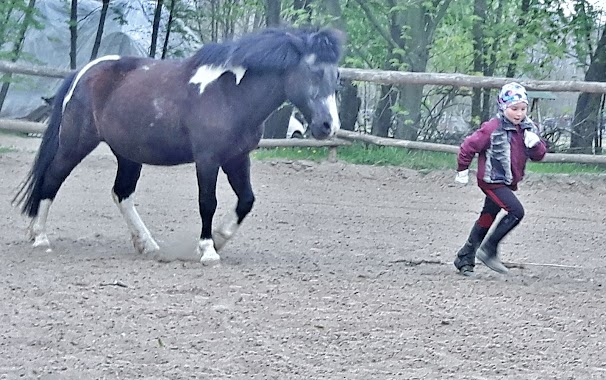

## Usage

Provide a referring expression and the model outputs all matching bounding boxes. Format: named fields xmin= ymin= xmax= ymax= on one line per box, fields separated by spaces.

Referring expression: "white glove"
xmin=524 ymin=130 xmax=541 ymax=148
xmin=455 ymin=169 xmax=469 ymax=184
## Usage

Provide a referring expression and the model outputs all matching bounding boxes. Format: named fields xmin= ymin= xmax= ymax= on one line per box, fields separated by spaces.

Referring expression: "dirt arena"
xmin=1 ymin=134 xmax=605 ymax=379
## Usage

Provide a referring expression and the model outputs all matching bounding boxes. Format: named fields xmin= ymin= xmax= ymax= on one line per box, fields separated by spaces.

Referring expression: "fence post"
xmin=328 ymin=146 xmax=338 ymax=162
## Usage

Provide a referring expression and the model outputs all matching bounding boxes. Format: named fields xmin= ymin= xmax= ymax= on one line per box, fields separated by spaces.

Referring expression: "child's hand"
xmin=455 ymin=169 xmax=469 ymax=184
xmin=524 ymin=130 xmax=541 ymax=148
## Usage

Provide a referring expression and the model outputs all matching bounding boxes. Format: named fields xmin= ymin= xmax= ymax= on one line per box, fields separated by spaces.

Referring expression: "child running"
xmin=454 ymin=82 xmax=547 ymax=275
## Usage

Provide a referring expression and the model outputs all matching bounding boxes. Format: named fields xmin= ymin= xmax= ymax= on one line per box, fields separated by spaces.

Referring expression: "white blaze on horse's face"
xmin=189 ymin=65 xmax=247 ymax=95
xmin=326 ymin=93 xmax=340 ymax=135
xmin=288 ymin=57 xmax=341 ymax=140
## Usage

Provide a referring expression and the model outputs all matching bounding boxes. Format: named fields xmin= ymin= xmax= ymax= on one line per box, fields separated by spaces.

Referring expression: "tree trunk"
xmin=395 ymin=84 xmax=423 ymax=140
xmin=266 ymin=0 xmax=281 ymax=27
xmin=0 ymin=0 xmax=37 ymax=111
xmin=149 ymin=0 xmax=163 ymax=58
xmin=161 ymin=0 xmax=176 ymax=59
xmin=506 ymin=0 xmax=531 ymax=78
xmin=372 ymin=86 xmax=395 ymax=137
xmin=471 ymin=0 xmax=486 ymax=129
xmin=69 ymin=0 xmax=77 ymax=69
xmin=339 ymin=80 xmax=361 ymax=131
xmin=393 ymin=3 xmax=428 ymax=141
xmin=261 ymin=0 xmax=287 ymax=137
xmin=90 ymin=0 xmax=110 ymax=60
xmin=481 ymin=1 xmax=503 ymax=123
xmin=317 ymin=0 xmax=360 ymax=131
xmin=571 ymin=27 xmax=606 ymax=153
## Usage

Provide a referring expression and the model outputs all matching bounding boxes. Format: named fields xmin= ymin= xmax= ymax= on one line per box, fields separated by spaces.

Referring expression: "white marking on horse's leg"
xmin=28 ymin=199 xmax=52 ymax=250
xmin=213 ymin=210 xmax=239 ymax=251
xmin=112 ymin=192 xmax=159 ymax=254
xmin=198 ymin=238 xmax=221 ymax=265
xmin=324 ymin=94 xmax=341 ymax=136
xmin=63 ymin=55 xmax=121 ymax=111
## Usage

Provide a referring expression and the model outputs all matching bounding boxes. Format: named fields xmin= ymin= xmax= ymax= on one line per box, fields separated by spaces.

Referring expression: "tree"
xmin=69 ymin=0 xmax=77 ymax=68
xmin=470 ymin=0 xmax=486 ymax=128
xmin=571 ymin=29 xmax=606 ymax=153
xmin=266 ymin=0 xmax=281 ymax=26
xmin=315 ymin=0 xmax=361 ymax=131
xmin=0 ymin=0 xmax=38 ymax=111
xmin=161 ymin=0 xmax=177 ymax=59
xmin=567 ymin=1 xmax=606 ymax=153
xmin=150 ymin=0 xmax=163 ymax=58
xmin=351 ymin=0 xmax=453 ymax=140
xmin=262 ymin=0 xmax=289 ymax=138
xmin=90 ymin=0 xmax=110 ymax=60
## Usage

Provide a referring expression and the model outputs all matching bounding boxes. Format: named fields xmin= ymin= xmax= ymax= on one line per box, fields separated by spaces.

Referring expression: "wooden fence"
xmin=2 ymin=60 xmax=606 ymax=165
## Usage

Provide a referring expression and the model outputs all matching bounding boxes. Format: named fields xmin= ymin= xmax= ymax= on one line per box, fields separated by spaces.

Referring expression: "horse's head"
xmin=285 ymin=28 xmax=344 ymax=140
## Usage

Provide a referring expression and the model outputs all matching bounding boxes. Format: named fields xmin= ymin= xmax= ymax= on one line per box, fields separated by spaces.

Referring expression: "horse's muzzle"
xmin=310 ymin=120 xmax=335 ymax=140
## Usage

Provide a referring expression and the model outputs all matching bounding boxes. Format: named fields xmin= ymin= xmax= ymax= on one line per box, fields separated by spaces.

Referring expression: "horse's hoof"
xmin=200 ymin=252 xmax=221 ymax=266
xmin=199 ymin=239 xmax=220 ymax=265
xmin=212 ymin=230 xmax=229 ymax=251
xmin=133 ymin=237 xmax=160 ymax=255
xmin=213 ymin=212 xmax=239 ymax=251
xmin=32 ymin=233 xmax=51 ymax=249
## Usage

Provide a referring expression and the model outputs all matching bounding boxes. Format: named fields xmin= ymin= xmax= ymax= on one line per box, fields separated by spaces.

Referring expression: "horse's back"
xmin=70 ymin=57 xmax=198 ymax=165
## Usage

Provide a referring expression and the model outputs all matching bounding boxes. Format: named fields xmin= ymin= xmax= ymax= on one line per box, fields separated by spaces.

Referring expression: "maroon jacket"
xmin=457 ymin=116 xmax=547 ymax=191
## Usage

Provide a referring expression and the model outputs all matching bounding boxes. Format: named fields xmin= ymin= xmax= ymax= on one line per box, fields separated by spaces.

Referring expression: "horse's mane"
xmin=190 ymin=27 xmax=344 ymax=72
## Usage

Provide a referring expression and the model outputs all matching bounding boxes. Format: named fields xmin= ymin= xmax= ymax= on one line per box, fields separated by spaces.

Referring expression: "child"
xmin=454 ymin=82 xmax=547 ymax=275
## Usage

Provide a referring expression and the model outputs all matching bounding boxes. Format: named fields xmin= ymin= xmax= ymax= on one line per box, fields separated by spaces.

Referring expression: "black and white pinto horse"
xmin=13 ymin=27 xmax=344 ymax=264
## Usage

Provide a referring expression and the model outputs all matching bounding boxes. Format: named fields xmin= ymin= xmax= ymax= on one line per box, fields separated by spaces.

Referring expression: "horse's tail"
xmin=12 ymin=71 xmax=79 ymax=217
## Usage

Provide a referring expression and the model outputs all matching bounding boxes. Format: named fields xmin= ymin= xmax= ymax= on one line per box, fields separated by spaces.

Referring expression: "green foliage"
xmin=526 ymin=161 xmax=606 ymax=174
xmin=253 ymin=146 xmax=330 ymax=162
xmin=0 ymin=1 xmax=44 ymax=61
xmin=0 ymin=146 xmax=16 ymax=154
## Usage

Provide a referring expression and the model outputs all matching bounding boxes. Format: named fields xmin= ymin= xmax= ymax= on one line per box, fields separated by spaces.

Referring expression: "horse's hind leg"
xmin=111 ymin=154 xmax=160 ymax=254
xmin=28 ymin=199 xmax=52 ymax=249
xmin=28 ymin=141 xmax=99 ymax=250
xmin=214 ymin=154 xmax=255 ymax=251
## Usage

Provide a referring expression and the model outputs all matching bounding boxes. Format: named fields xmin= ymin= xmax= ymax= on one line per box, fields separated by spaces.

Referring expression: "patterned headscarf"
xmin=497 ymin=82 xmax=528 ymax=111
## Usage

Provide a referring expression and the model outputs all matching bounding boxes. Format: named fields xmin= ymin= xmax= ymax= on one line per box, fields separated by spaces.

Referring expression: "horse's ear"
xmin=307 ymin=28 xmax=345 ymax=64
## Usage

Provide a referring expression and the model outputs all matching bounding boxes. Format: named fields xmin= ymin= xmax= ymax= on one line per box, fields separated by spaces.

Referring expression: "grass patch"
xmin=252 ymin=146 xmax=329 ymax=162
xmin=0 ymin=146 xmax=16 ymax=154
xmin=253 ymin=142 xmax=606 ymax=174
xmin=527 ymin=161 xmax=606 ymax=174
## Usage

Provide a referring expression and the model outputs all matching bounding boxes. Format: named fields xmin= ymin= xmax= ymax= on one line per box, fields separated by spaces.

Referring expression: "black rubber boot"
xmin=454 ymin=223 xmax=489 ymax=276
xmin=476 ymin=213 xmax=521 ymax=274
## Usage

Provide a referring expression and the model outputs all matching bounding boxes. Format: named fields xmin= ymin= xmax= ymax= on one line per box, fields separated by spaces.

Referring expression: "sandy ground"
xmin=1 ymin=134 xmax=606 ymax=380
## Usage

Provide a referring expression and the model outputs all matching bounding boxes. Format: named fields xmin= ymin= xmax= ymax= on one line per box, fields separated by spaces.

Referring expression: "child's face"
xmin=503 ymin=102 xmax=528 ymax=125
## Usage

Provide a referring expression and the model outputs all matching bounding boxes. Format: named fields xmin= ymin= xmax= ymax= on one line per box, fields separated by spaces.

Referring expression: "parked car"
xmin=286 ymin=111 xmax=306 ymax=138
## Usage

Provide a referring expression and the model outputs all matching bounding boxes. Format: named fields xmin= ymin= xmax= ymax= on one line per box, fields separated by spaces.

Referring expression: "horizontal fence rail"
xmin=336 ymin=130 xmax=606 ymax=165
xmin=1 ymin=60 xmax=605 ymax=165
xmin=339 ymin=68 xmax=606 ymax=93
xmin=0 ymin=60 xmax=70 ymax=78
xmin=3 ymin=60 xmax=606 ymax=93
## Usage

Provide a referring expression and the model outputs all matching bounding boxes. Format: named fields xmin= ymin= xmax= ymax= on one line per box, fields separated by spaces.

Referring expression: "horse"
xmin=13 ymin=26 xmax=344 ymax=265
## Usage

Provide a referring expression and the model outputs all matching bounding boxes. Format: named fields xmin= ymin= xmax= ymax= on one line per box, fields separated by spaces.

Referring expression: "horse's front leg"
xmin=213 ymin=154 xmax=255 ymax=251
xmin=195 ymin=162 xmax=221 ymax=265
xmin=112 ymin=156 xmax=159 ymax=255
